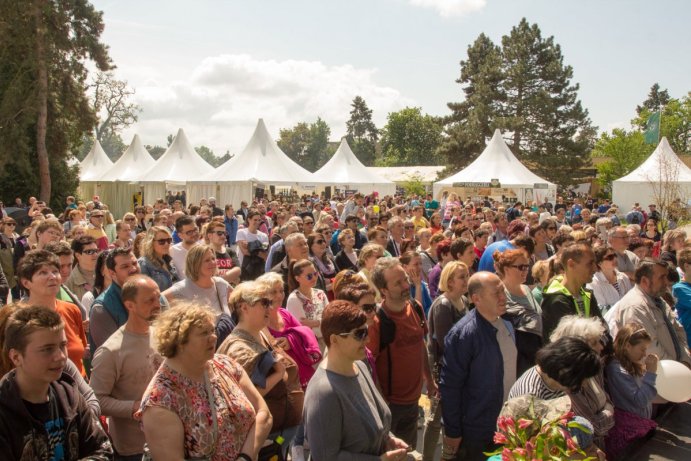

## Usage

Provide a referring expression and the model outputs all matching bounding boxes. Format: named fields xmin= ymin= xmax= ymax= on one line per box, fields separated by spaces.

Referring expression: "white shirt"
xmin=169 ymin=242 xmax=195 ymax=279
xmin=235 ymin=228 xmax=268 ymax=265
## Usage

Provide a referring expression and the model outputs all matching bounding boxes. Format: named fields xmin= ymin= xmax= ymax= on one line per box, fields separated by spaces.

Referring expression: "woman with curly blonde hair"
xmin=137 ymin=225 xmax=179 ymax=290
xmin=140 ymin=302 xmax=272 ymax=461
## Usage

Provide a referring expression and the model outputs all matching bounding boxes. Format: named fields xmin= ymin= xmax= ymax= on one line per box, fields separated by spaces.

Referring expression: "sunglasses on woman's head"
xmin=338 ymin=327 xmax=369 ymax=342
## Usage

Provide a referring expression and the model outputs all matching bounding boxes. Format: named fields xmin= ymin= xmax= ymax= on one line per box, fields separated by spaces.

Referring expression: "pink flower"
xmin=517 ymin=418 xmax=533 ymax=429
xmin=498 ymin=416 xmax=509 ymax=431
xmin=494 ymin=432 xmax=509 ymax=444
xmin=501 ymin=447 xmax=514 ymax=461
xmin=504 ymin=416 xmax=515 ymax=427
xmin=566 ymin=436 xmax=579 ymax=452
xmin=514 ymin=448 xmax=527 ymax=456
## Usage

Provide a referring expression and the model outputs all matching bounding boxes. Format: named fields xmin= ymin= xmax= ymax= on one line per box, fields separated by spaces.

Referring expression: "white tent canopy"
xmin=97 ymin=134 xmax=156 ymax=217
xmin=137 ymin=128 xmax=215 ymax=205
xmin=201 ymin=119 xmax=318 ymax=206
xmin=612 ymin=137 xmax=691 ymax=208
xmin=78 ymin=139 xmax=113 ymax=201
xmin=99 ymin=134 xmax=155 ymax=182
xmin=79 ymin=139 xmax=113 ymax=182
xmin=434 ymin=129 xmax=556 ymax=202
xmin=313 ymin=139 xmax=396 ymax=196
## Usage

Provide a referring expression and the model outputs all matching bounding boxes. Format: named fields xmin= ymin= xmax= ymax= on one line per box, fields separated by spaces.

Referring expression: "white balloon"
xmin=655 ymin=360 xmax=691 ymax=403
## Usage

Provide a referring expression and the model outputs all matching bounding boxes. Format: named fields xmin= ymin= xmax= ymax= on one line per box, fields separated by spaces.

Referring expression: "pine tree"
xmin=636 ymin=83 xmax=671 ymax=115
xmin=499 ymin=19 xmax=596 ymax=188
xmin=437 ymin=33 xmax=504 ymax=175
xmin=346 ymin=96 xmax=379 ymax=166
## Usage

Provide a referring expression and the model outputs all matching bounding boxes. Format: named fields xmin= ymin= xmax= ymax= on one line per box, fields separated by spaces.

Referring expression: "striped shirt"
xmin=508 ymin=366 xmax=565 ymax=401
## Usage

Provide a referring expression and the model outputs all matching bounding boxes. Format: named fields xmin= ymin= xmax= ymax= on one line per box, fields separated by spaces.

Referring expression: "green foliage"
xmin=90 ymin=71 xmax=140 ymax=151
xmin=636 ymin=83 xmax=671 ymax=115
xmin=380 ymin=107 xmax=443 ymax=166
xmin=145 ymin=145 xmax=167 ymax=160
xmin=439 ymin=19 xmax=596 ymax=188
xmin=592 ymin=129 xmax=651 ymax=188
xmin=401 ymin=174 xmax=426 ymax=197
xmin=0 ymin=0 xmax=111 ymax=202
xmin=277 ymin=117 xmax=333 ymax=172
xmin=438 ymin=33 xmax=504 ymax=175
xmin=346 ymin=96 xmax=379 ymax=166
xmin=633 ymin=93 xmax=690 ymax=155
xmin=195 ymin=145 xmax=232 ymax=168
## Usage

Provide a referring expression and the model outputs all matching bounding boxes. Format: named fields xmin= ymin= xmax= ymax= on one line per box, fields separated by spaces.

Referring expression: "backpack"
xmin=376 ymin=300 xmax=426 ymax=399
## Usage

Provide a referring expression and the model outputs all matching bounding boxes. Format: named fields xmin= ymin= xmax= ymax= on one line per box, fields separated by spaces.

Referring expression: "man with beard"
xmin=90 ymin=275 xmax=162 ymax=461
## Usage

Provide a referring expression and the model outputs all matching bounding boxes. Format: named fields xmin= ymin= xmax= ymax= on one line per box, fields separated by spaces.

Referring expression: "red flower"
xmin=494 ymin=432 xmax=509 ymax=444
xmin=517 ymin=418 xmax=533 ymax=429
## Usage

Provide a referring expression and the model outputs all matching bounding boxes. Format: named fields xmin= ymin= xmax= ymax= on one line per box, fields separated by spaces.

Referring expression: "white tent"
xmin=137 ymin=128 xmax=215 ymax=205
xmin=313 ymin=139 xmax=396 ymax=196
xmin=98 ymin=134 xmax=156 ymax=217
xmin=433 ymin=129 xmax=556 ymax=203
xmin=612 ymin=137 xmax=691 ymax=209
xmin=201 ymin=119 xmax=318 ymax=207
xmin=78 ymin=139 xmax=113 ymax=201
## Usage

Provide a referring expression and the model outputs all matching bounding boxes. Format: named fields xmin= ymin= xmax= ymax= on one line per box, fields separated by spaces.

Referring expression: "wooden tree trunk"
xmin=35 ymin=1 xmax=51 ymax=202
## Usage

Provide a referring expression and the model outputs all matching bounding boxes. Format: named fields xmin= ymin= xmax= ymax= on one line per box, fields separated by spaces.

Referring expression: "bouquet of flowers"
xmin=486 ymin=397 xmax=595 ymax=461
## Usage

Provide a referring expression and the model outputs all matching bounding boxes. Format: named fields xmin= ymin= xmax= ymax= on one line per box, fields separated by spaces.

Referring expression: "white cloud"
xmin=409 ymin=0 xmax=487 ymax=18
xmin=124 ymin=54 xmax=413 ymax=156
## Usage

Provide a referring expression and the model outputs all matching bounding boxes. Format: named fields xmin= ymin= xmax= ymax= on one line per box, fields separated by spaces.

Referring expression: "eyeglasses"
xmin=338 ymin=327 xmax=369 ymax=342
xmin=154 ymin=238 xmax=173 ymax=245
xmin=125 ymin=217 xmax=136 ymax=222
xmin=360 ymin=303 xmax=377 ymax=314
xmin=510 ymin=264 xmax=530 ymax=271
xmin=82 ymin=249 xmax=99 ymax=255
xmin=212 ymin=231 xmax=227 ymax=237
xmin=547 ymin=226 xmax=557 ymax=230
xmin=91 ymin=215 xmax=104 ymax=219
xmin=603 ymin=254 xmax=617 ymax=261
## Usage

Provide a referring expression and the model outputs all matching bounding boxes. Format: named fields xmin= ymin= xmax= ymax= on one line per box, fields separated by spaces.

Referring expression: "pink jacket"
xmin=269 ymin=309 xmax=322 ymax=388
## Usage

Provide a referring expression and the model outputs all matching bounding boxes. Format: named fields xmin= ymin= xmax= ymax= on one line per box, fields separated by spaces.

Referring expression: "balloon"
xmin=655 ymin=359 xmax=691 ymax=403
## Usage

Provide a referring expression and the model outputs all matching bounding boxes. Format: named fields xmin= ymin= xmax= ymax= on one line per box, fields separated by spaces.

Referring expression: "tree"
xmin=634 ymin=93 xmax=691 ymax=156
xmin=88 ymin=71 xmax=140 ymax=159
xmin=195 ymin=145 xmax=232 ymax=168
xmin=499 ymin=19 xmax=596 ymax=188
xmin=636 ymin=83 xmax=671 ymax=115
xmin=145 ymin=144 xmax=167 ymax=160
xmin=345 ymin=96 xmax=379 ymax=166
xmin=591 ymin=129 xmax=651 ymax=189
xmin=437 ymin=33 xmax=504 ymax=174
xmin=379 ymin=107 xmax=443 ymax=166
xmin=0 ymin=0 xmax=111 ymax=207
xmin=277 ymin=118 xmax=333 ymax=172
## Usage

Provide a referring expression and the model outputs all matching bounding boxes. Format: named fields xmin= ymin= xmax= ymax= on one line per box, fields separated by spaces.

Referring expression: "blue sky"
xmin=92 ymin=0 xmax=691 ymax=156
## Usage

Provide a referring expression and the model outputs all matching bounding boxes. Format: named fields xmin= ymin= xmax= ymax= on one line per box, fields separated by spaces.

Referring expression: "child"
xmin=604 ymin=322 xmax=658 ymax=459
xmin=0 ymin=306 xmax=112 ymax=460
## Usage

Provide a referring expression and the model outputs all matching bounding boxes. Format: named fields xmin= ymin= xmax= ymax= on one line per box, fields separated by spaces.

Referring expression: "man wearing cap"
xmin=86 ymin=209 xmax=109 ymax=251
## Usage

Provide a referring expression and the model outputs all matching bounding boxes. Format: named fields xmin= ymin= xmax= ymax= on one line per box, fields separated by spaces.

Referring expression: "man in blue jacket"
xmin=440 ymin=272 xmax=517 ymax=461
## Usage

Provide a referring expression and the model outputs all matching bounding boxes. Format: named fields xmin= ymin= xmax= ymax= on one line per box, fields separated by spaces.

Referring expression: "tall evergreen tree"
xmin=345 ymin=96 xmax=379 ymax=166
xmin=0 ymin=0 xmax=111 ymax=206
xmin=499 ymin=19 xmax=596 ymax=188
xmin=437 ymin=33 xmax=504 ymax=175
xmin=636 ymin=83 xmax=671 ymax=115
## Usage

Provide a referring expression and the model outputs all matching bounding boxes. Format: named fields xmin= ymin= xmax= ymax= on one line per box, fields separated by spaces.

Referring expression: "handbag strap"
xmin=204 ymin=369 xmax=219 ymax=458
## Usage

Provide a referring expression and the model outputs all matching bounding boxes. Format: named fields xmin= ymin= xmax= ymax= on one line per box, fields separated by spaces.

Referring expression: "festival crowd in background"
xmin=0 ymin=189 xmax=689 ymax=461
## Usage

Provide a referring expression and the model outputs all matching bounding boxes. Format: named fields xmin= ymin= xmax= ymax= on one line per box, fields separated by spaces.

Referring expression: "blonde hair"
xmin=142 ymin=226 xmax=172 ymax=266
xmin=358 ymin=243 xmax=384 ymax=267
xmin=228 ymin=281 xmax=270 ymax=320
xmin=438 ymin=261 xmax=468 ymax=293
xmin=185 ymin=244 xmax=215 ymax=282
xmin=153 ymin=302 xmax=215 ymax=358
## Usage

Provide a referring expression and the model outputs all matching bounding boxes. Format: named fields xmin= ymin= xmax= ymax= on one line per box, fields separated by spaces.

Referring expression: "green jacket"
xmin=541 ymin=276 xmax=603 ymax=340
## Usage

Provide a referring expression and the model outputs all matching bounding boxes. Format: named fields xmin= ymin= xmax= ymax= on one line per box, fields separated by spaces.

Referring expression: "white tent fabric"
xmin=201 ymin=119 xmax=318 ymax=206
xmin=78 ymin=140 xmax=113 ymax=201
xmin=97 ymin=134 xmax=156 ymax=217
xmin=434 ymin=129 xmax=556 ymax=202
xmin=136 ymin=128 xmax=215 ymax=205
xmin=313 ymin=139 xmax=396 ymax=196
xmin=612 ymin=137 xmax=691 ymax=208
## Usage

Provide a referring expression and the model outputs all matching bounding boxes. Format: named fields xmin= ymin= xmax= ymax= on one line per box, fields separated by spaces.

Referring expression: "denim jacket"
xmin=138 ymin=255 xmax=179 ymax=291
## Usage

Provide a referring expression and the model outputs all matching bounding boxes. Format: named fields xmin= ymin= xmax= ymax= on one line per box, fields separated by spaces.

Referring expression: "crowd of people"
xmin=0 ymin=189 xmax=689 ymax=461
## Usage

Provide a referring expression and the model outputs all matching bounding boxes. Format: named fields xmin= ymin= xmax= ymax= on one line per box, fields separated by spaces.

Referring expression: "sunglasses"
xmin=82 ymin=249 xmax=100 ymax=255
xmin=360 ymin=303 xmax=377 ymax=314
xmin=404 ymin=225 xmax=414 ymax=229
xmin=314 ymin=239 xmax=326 ymax=245
xmin=603 ymin=254 xmax=617 ymax=261
xmin=338 ymin=327 xmax=369 ymax=342
xmin=125 ymin=217 xmax=136 ymax=222
xmin=510 ymin=264 xmax=530 ymax=271
xmin=303 ymin=272 xmax=318 ymax=281
xmin=91 ymin=215 xmax=104 ymax=219
xmin=212 ymin=231 xmax=227 ymax=237
xmin=547 ymin=226 xmax=557 ymax=230
xmin=5 ymin=223 xmax=16 ymax=227
xmin=155 ymin=238 xmax=173 ymax=245
xmin=257 ymin=298 xmax=272 ymax=309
